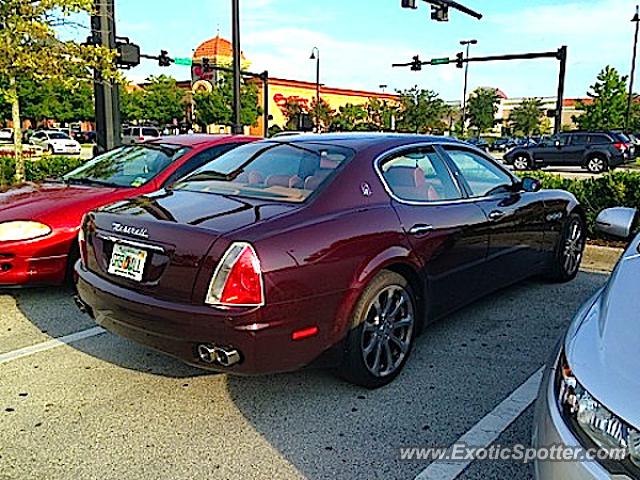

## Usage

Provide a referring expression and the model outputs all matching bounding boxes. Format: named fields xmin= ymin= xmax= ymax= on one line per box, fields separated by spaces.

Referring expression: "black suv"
xmin=503 ymin=131 xmax=635 ymax=173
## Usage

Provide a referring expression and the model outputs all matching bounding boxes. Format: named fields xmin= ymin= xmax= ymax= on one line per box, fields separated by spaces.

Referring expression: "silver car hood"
xmin=565 ymin=234 xmax=640 ymax=429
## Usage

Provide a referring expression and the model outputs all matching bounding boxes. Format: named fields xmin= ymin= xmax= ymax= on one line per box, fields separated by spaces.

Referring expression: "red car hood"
xmin=0 ymin=182 xmax=133 ymax=225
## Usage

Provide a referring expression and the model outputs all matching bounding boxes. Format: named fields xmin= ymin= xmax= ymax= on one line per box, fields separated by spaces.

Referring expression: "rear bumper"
xmin=75 ymin=266 xmax=347 ymax=375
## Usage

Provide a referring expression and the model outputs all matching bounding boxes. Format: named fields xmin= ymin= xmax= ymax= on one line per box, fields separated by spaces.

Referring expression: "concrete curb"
xmin=582 ymin=243 xmax=623 ymax=273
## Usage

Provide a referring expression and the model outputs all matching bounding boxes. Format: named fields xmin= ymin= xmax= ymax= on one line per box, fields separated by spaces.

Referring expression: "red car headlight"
xmin=205 ymin=242 xmax=264 ymax=308
xmin=0 ymin=221 xmax=52 ymax=242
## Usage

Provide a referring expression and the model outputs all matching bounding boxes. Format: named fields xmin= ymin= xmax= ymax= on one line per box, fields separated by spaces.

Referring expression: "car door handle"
xmin=488 ymin=210 xmax=506 ymax=222
xmin=409 ymin=224 xmax=434 ymax=235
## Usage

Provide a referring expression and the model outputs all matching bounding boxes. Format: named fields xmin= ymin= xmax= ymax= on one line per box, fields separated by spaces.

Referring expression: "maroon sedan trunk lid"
xmin=85 ymin=189 xmax=295 ymax=303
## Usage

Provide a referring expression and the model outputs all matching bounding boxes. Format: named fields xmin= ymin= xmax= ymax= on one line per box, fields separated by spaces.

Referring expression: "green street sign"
xmin=430 ymin=57 xmax=450 ymax=65
xmin=174 ymin=57 xmax=193 ymax=66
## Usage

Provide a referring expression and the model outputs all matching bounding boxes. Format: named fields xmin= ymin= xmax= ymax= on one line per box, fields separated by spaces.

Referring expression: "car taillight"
xmin=205 ymin=242 xmax=264 ymax=307
xmin=614 ymin=142 xmax=628 ymax=152
xmin=78 ymin=225 xmax=88 ymax=268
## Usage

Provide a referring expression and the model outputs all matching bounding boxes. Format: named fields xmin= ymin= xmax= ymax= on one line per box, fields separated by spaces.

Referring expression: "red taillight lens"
xmin=205 ymin=242 xmax=264 ymax=307
xmin=78 ymin=219 xmax=88 ymax=268
xmin=614 ymin=142 xmax=628 ymax=152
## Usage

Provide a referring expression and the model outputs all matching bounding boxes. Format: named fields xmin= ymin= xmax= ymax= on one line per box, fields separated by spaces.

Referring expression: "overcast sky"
xmin=62 ymin=0 xmax=638 ymax=101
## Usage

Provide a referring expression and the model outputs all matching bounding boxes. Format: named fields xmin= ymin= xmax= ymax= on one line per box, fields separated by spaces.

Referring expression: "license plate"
xmin=108 ymin=243 xmax=147 ymax=282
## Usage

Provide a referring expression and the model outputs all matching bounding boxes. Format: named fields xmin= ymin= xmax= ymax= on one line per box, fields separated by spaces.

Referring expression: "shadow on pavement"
xmin=12 ymin=285 xmax=204 ymax=379
xmin=224 ymin=273 xmax=608 ymax=480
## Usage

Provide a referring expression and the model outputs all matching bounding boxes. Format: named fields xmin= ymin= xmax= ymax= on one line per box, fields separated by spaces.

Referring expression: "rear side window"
xmin=142 ymin=128 xmax=159 ymax=137
xmin=380 ymin=148 xmax=461 ymax=202
xmin=571 ymin=134 xmax=589 ymax=145
xmin=589 ymin=134 xmax=610 ymax=145
xmin=174 ymin=142 xmax=355 ymax=203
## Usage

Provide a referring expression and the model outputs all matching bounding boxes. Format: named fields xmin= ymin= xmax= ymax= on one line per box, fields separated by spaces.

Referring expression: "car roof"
xmin=144 ymin=134 xmax=260 ymax=148
xmin=268 ymin=132 xmax=463 ymax=151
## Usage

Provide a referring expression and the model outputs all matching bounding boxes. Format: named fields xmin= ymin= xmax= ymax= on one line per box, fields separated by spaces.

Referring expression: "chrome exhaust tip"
xmin=196 ymin=344 xmax=241 ymax=367
xmin=213 ymin=347 xmax=241 ymax=367
xmin=197 ymin=344 xmax=217 ymax=364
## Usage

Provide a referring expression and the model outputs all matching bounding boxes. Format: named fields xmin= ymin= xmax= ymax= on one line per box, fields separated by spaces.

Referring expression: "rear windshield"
xmin=173 ymin=141 xmax=355 ymax=203
xmin=64 ymin=144 xmax=190 ymax=188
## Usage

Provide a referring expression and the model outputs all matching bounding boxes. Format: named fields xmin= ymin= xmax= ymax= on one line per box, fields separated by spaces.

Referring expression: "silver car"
xmin=122 ymin=126 xmax=160 ymax=144
xmin=533 ymin=207 xmax=640 ymax=479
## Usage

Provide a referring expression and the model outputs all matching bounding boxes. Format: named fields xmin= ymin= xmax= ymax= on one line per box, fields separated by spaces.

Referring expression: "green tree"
xmin=509 ymin=98 xmax=544 ymax=136
xmin=120 ymin=88 xmax=148 ymax=124
xmin=309 ymin=98 xmax=335 ymax=132
xmin=192 ymin=74 xmax=261 ymax=130
xmin=331 ymin=103 xmax=368 ymax=131
xmin=396 ymin=87 xmax=447 ymax=133
xmin=0 ymin=0 xmax=117 ymax=182
xmin=467 ymin=88 xmax=500 ymax=134
xmin=574 ymin=66 xmax=628 ymax=131
xmin=142 ymin=76 xmax=187 ymax=126
xmin=366 ymin=97 xmax=397 ymax=131
xmin=282 ymin=97 xmax=309 ymax=131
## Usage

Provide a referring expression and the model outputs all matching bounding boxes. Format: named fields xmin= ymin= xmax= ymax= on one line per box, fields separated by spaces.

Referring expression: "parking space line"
xmin=414 ymin=367 xmax=544 ymax=480
xmin=0 ymin=327 xmax=106 ymax=365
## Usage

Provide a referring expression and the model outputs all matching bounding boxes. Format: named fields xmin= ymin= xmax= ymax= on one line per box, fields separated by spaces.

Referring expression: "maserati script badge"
xmin=112 ymin=222 xmax=149 ymax=239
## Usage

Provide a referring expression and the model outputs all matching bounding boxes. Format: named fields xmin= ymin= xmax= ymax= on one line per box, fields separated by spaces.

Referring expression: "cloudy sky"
xmin=64 ymin=0 xmax=638 ymax=101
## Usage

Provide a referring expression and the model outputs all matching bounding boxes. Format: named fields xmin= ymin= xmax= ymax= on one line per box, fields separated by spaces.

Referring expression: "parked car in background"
xmin=75 ymin=133 xmax=586 ymax=388
xmin=73 ymin=130 xmax=97 ymax=144
xmin=0 ymin=128 xmax=13 ymax=142
xmin=29 ymin=130 xmax=82 ymax=155
xmin=466 ymin=136 xmax=489 ymax=152
xmin=504 ymin=131 xmax=634 ymax=173
xmin=489 ymin=137 xmax=516 ymax=153
xmin=533 ymin=206 xmax=639 ymax=479
xmin=122 ymin=126 xmax=161 ymax=144
xmin=0 ymin=135 xmax=257 ymax=287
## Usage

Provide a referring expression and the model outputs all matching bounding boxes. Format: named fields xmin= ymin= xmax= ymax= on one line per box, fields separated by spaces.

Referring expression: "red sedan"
xmin=0 ymin=135 xmax=257 ymax=286
xmin=76 ymin=134 xmax=586 ymax=387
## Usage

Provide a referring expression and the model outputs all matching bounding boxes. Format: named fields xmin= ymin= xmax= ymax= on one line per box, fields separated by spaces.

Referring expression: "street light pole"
xmin=310 ymin=47 xmax=320 ymax=132
xmin=627 ymin=5 xmax=640 ymax=132
xmin=231 ymin=0 xmax=243 ymax=134
xmin=460 ymin=39 xmax=477 ymax=137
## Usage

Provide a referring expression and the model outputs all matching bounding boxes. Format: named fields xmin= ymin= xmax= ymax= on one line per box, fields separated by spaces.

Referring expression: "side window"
xmin=122 ymin=127 xmax=131 ymax=136
xmin=380 ymin=147 xmax=461 ymax=202
xmin=164 ymin=143 xmax=241 ymax=186
xmin=557 ymin=135 xmax=571 ymax=146
xmin=444 ymin=148 xmax=514 ymax=198
xmin=142 ymin=128 xmax=159 ymax=137
xmin=571 ymin=134 xmax=589 ymax=146
xmin=589 ymin=134 xmax=609 ymax=145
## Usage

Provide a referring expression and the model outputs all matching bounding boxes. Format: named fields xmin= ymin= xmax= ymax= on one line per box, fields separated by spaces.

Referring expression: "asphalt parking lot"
xmin=0 ymin=271 xmax=607 ymax=480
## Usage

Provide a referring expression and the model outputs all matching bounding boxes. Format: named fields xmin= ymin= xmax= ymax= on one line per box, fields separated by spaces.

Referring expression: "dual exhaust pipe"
xmin=197 ymin=344 xmax=241 ymax=367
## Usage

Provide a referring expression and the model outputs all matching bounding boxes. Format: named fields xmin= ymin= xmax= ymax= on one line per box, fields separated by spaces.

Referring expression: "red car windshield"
xmin=173 ymin=141 xmax=354 ymax=203
xmin=63 ymin=144 xmax=190 ymax=188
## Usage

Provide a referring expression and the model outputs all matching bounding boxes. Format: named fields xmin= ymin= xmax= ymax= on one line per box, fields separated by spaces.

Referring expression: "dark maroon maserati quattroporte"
xmin=75 ymin=134 xmax=586 ymax=388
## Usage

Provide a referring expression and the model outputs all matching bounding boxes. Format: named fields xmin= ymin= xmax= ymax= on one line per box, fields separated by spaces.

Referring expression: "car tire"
xmin=512 ymin=154 xmax=532 ymax=171
xmin=585 ymin=155 xmax=608 ymax=174
xmin=547 ymin=213 xmax=586 ymax=283
xmin=338 ymin=270 xmax=417 ymax=389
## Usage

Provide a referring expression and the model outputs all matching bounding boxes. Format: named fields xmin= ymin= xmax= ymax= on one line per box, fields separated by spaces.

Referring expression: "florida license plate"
xmin=108 ymin=243 xmax=147 ymax=282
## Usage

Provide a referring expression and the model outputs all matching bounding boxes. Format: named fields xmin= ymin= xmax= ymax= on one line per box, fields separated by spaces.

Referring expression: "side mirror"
xmin=521 ymin=177 xmax=542 ymax=193
xmin=596 ymin=207 xmax=638 ymax=240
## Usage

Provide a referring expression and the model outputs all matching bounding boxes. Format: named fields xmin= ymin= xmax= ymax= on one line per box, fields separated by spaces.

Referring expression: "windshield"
xmin=173 ymin=141 xmax=355 ymax=203
xmin=63 ymin=144 xmax=190 ymax=188
xmin=49 ymin=132 xmax=70 ymax=140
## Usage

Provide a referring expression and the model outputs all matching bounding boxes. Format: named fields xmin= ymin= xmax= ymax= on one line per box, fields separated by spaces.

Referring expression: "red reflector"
xmin=292 ymin=326 xmax=319 ymax=341
xmin=219 ymin=245 xmax=264 ymax=306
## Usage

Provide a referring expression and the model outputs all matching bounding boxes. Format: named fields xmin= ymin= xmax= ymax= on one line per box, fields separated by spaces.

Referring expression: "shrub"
xmin=0 ymin=156 xmax=86 ymax=187
xmin=522 ymin=170 xmax=640 ymax=238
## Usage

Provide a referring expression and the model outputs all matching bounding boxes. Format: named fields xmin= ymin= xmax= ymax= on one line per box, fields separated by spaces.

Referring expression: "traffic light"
xmin=401 ymin=0 xmax=417 ymax=8
xmin=158 ymin=50 xmax=172 ymax=67
xmin=410 ymin=55 xmax=422 ymax=71
xmin=456 ymin=51 xmax=464 ymax=68
xmin=431 ymin=4 xmax=449 ymax=21
xmin=115 ymin=41 xmax=140 ymax=68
